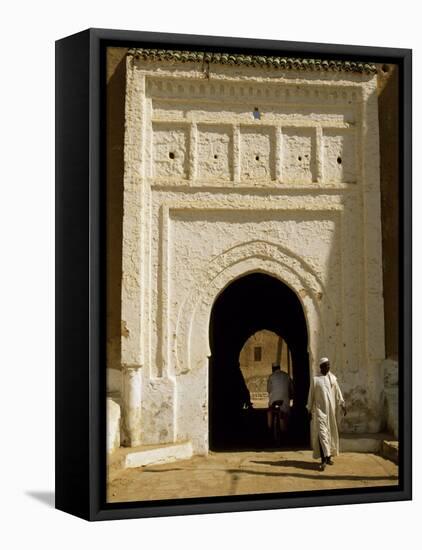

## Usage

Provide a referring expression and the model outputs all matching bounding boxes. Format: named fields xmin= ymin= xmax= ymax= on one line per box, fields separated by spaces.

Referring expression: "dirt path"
xmin=107 ymin=450 xmax=398 ymax=503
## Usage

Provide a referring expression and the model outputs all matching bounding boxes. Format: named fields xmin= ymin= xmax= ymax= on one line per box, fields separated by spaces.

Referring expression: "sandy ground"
xmin=107 ymin=450 xmax=398 ymax=503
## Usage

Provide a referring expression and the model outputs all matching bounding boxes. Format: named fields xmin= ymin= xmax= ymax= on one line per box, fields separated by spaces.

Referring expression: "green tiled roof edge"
xmin=128 ymin=48 xmax=377 ymax=74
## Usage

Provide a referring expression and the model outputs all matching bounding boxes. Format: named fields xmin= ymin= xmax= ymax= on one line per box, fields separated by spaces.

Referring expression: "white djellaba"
xmin=306 ymin=358 xmax=346 ymax=460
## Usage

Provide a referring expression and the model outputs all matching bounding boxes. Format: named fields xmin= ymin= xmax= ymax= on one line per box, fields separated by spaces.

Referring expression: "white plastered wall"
xmin=115 ymin=55 xmax=385 ymax=453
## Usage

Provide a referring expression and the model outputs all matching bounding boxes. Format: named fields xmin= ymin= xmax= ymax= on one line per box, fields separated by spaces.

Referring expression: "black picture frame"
xmin=55 ymin=28 xmax=412 ymax=521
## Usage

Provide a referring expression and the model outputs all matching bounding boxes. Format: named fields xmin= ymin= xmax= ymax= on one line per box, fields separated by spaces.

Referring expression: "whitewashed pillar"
xmin=120 ymin=60 xmax=146 ymax=447
xmin=121 ymin=366 xmax=142 ymax=447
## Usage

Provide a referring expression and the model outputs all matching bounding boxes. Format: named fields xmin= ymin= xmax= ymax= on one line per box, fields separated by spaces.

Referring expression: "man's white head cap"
xmin=319 ymin=357 xmax=329 ymax=366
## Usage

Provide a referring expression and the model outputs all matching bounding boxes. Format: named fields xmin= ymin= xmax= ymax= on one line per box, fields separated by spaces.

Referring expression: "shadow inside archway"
xmin=209 ymin=273 xmax=310 ymax=451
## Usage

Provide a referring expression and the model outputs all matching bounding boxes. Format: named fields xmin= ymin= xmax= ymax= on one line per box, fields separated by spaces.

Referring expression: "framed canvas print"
xmin=55 ymin=28 xmax=412 ymax=521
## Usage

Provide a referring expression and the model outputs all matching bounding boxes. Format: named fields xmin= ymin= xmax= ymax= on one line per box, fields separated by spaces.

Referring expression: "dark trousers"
xmin=319 ymin=438 xmax=330 ymax=463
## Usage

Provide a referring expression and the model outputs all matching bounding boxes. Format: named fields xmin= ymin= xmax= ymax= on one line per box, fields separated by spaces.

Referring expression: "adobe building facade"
xmin=239 ymin=331 xmax=292 ymax=408
xmin=106 ymin=48 xmax=398 ymax=456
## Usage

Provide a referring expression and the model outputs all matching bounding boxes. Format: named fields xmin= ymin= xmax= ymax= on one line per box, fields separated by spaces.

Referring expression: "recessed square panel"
xmin=240 ymin=128 xmax=274 ymax=181
xmin=153 ymin=123 xmax=188 ymax=179
xmin=323 ymin=129 xmax=356 ymax=183
xmin=282 ymin=127 xmax=316 ymax=183
xmin=198 ymin=125 xmax=232 ymax=181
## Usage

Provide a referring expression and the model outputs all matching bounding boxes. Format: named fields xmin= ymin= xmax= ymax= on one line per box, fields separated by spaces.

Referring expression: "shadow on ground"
xmin=225 ymin=467 xmax=398 ymax=482
xmin=251 ymin=459 xmax=317 ymax=470
xmin=141 ymin=464 xmax=398 ymax=483
xmin=25 ymin=491 xmax=55 ymax=508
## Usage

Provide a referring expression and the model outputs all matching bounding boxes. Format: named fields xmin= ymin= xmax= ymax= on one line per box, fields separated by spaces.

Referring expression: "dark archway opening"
xmin=209 ymin=273 xmax=310 ymax=451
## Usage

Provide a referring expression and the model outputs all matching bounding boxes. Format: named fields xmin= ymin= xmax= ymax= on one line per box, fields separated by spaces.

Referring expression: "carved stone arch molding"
xmin=174 ymin=240 xmax=339 ymax=377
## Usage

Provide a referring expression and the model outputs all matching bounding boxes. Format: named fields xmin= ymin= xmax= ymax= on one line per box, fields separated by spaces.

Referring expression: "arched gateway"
xmin=107 ymin=49 xmax=387 ymax=456
xmin=209 ymin=273 xmax=310 ymax=450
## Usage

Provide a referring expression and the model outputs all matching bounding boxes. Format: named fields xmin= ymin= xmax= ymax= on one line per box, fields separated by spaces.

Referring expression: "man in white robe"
xmin=306 ymin=357 xmax=346 ymax=470
xmin=267 ymin=363 xmax=294 ymax=431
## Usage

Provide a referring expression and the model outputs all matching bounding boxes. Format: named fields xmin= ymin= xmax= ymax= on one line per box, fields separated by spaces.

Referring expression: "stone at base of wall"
xmin=340 ymin=432 xmax=390 ymax=453
xmin=384 ymin=387 xmax=398 ymax=438
xmin=122 ymin=441 xmax=193 ymax=468
xmin=381 ymin=440 xmax=399 ymax=464
xmin=141 ymin=377 xmax=177 ymax=445
xmin=107 ymin=397 xmax=121 ymax=454
xmin=383 ymin=358 xmax=399 ymax=439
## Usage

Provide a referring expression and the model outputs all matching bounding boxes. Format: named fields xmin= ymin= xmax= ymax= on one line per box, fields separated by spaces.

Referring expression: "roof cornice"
xmin=128 ymin=48 xmax=377 ymax=74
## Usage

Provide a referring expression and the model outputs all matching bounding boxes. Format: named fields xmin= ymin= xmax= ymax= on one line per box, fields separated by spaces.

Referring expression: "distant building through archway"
xmin=208 ymin=273 xmax=309 ymax=450
xmin=239 ymin=329 xmax=292 ymax=409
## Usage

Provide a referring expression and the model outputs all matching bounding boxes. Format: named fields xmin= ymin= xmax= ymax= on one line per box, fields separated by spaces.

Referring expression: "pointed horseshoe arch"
xmin=174 ymin=240 xmax=338 ymax=378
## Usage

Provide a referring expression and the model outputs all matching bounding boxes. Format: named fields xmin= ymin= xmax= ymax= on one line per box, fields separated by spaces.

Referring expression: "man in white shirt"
xmin=307 ymin=357 xmax=347 ymax=470
xmin=267 ymin=363 xmax=294 ymax=432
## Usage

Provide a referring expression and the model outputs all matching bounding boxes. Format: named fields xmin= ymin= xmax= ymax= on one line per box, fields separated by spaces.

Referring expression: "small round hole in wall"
xmin=255 ymin=155 xmax=260 ymax=161
xmin=214 ymin=154 xmax=218 ymax=159
xmin=298 ymin=156 xmax=302 ymax=161
xmin=337 ymin=156 xmax=342 ymax=165
xmin=169 ymin=152 xmax=175 ymax=159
